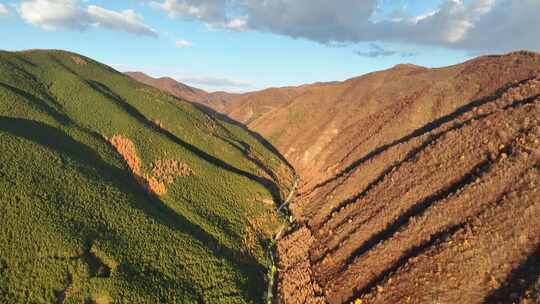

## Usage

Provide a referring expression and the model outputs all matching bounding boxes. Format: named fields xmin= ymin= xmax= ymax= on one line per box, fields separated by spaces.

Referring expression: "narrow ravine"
xmin=266 ymin=175 xmax=299 ymax=303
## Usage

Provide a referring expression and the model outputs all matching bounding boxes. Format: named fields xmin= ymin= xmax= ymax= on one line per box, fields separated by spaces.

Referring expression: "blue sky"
xmin=1 ymin=0 xmax=538 ymax=92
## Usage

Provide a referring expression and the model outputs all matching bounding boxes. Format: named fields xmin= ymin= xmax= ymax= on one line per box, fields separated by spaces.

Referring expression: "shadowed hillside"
xmin=0 ymin=49 xmax=294 ymax=303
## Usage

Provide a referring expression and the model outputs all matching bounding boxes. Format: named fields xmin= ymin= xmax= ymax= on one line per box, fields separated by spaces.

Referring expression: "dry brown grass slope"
xmin=222 ymin=52 xmax=540 ymax=191
xmin=271 ymin=51 xmax=540 ymax=304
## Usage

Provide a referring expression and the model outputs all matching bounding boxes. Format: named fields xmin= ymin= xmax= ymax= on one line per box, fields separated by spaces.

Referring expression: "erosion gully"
xmin=265 ymin=175 xmax=299 ymax=304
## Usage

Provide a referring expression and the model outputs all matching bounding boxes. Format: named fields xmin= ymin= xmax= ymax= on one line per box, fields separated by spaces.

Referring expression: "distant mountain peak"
xmin=125 ymin=71 xmax=239 ymax=111
xmin=392 ymin=63 xmax=426 ymax=70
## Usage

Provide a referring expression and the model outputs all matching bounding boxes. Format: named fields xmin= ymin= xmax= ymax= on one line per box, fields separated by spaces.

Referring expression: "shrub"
xmin=151 ymin=159 xmax=192 ymax=184
xmin=138 ymin=174 xmax=167 ymax=196
xmin=71 ymin=56 xmax=87 ymax=66
xmin=89 ymin=244 xmax=118 ymax=277
xmin=108 ymin=135 xmax=141 ymax=174
xmin=109 ymin=134 xmax=167 ymax=196
xmin=87 ymin=292 xmax=111 ymax=304
xmin=109 ymin=135 xmax=194 ymax=196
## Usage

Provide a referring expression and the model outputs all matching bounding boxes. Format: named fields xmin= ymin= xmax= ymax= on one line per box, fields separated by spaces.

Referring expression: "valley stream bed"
xmin=265 ymin=176 xmax=299 ymax=304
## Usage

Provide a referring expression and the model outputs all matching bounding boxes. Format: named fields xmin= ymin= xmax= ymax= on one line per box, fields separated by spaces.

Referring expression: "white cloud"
xmin=18 ymin=0 xmax=87 ymax=30
xmin=157 ymin=0 xmax=227 ymax=22
xmin=221 ymin=17 xmax=247 ymax=31
xmin=111 ymin=63 xmax=252 ymax=92
xmin=178 ymin=75 xmax=251 ymax=90
xmin=0 ymin=4 xmax=10 ymax=16
xmin=17 ymin=0 xmax=157 ymax=36
xmin=87 ymin=5 xmax=157 ymax=36
xmin=148 ymin=0 xmax=540 ymax=52
xmin=452 ymin=0 xmax=540 ymax=52
xmin=243 ymin=0 xmax=377 ymax=41
xmin=355 ymin=43 xmax=419 ymax=58
xmin=175 ymin=39 xmax=193 ymax=47
xmin=413 ymin=10 xmax=438 ymax=23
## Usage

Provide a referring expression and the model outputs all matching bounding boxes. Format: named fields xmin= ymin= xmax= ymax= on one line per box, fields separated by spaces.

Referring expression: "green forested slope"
xmin=0 ymin=49 xmax=294 ymax=303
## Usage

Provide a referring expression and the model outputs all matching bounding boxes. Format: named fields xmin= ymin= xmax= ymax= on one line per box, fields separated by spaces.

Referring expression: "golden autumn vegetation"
xmin=108 ymin=135 xmax=193 ymax=196
xmin=151 ymin=159 xmax=192 ymax=183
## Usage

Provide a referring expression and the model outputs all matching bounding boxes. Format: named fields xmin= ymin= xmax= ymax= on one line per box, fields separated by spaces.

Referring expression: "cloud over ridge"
xmin=18 ymin=0 xmax=157 ymax=37
xmin=148 ymin=0 xmax=540 ymax=52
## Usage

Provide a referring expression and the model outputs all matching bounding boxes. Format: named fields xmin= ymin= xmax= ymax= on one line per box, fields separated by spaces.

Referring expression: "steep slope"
xmin=149 ymin=51 xmax=540 ymax=303
xmin=130 ymin=51 xmax=540 ymax=303
xmin=223 ymin=85 xmax=316 ymax=125
xmin=270 ymin=51 xmax=540 ymax=304
xmin=222 ymin=52 xmax=540 ymax=189
xmin=279 ymin=75 xmax=540 ymax=304
xmin=0 ymin=50 xmax=294 ymax=303
xmin=125 ymin=71 xmax=240 ymax=111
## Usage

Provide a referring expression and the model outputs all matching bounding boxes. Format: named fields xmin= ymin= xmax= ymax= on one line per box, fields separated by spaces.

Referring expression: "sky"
xmin=0 ymin=0 xmax=539 ymax=92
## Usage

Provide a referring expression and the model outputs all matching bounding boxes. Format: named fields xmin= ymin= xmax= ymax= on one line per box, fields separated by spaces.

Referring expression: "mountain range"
xmin=128 ymin=51 xmax=540 ymax=304
xmin=1 ymin=49 xmax=539 ymax=304
xmin=125 ymin=71 xmax=240 ymax=112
